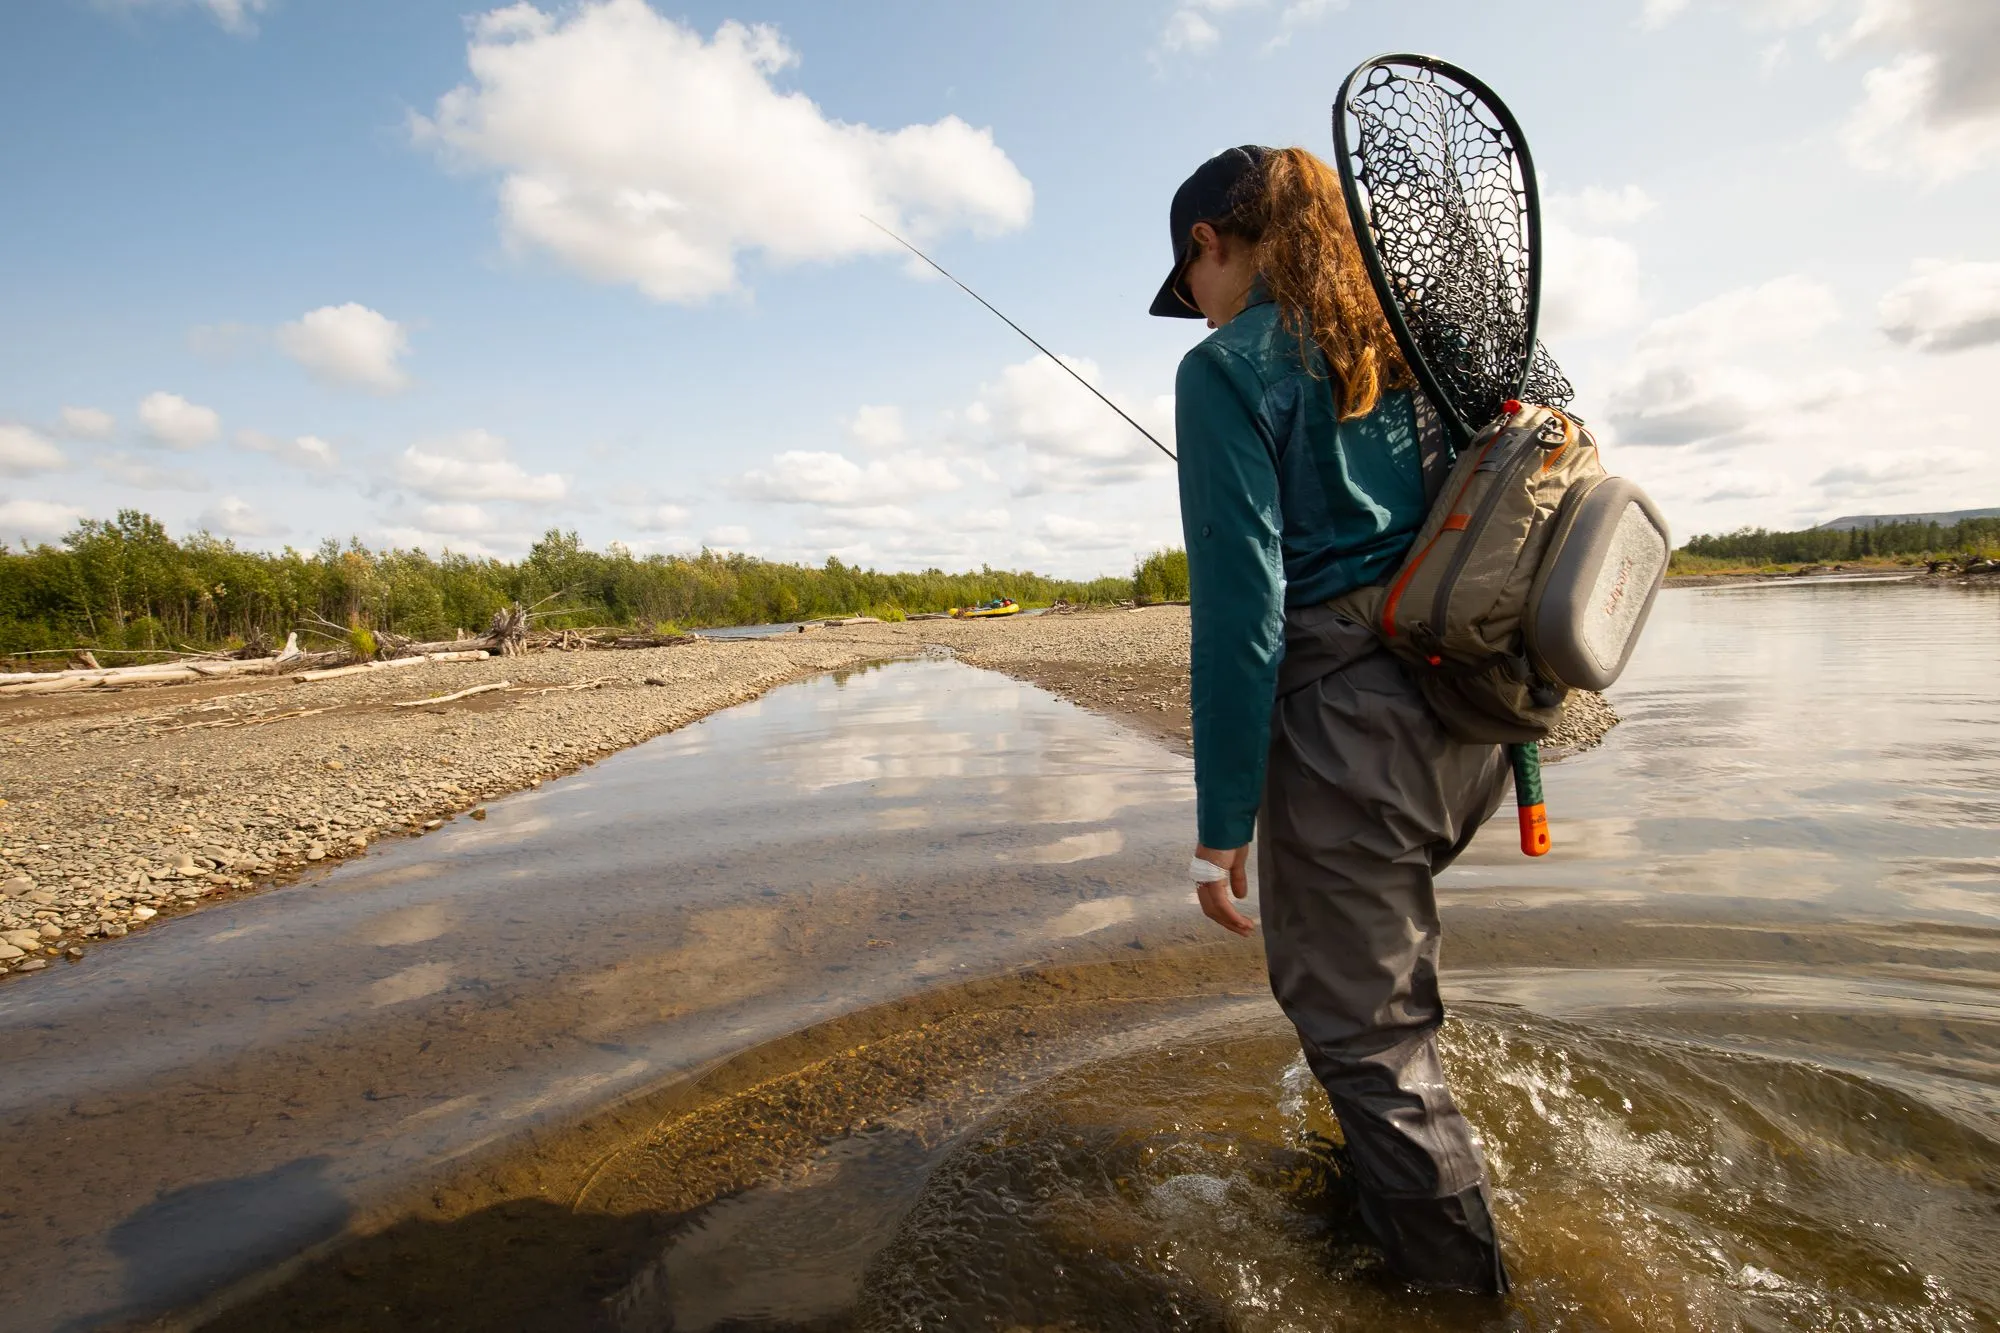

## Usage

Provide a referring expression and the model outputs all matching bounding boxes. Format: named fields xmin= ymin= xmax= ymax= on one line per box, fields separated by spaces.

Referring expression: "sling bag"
xmin=1332 ymin=400 xmax=1670 ymax=745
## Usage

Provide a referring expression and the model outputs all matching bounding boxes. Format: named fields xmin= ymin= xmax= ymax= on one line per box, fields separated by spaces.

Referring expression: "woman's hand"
xmin=1193 ymin=844 xmax=1254 ymax=936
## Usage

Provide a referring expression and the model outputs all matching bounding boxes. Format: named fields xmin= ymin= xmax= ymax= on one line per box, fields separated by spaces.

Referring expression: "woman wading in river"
xmin=1152 ymin=144 xmax=1511 ymax=1293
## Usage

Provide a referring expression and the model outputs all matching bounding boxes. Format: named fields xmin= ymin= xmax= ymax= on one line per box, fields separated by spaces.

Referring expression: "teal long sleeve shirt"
xmin=1175 ymin=293 xmax=1429 ymax=848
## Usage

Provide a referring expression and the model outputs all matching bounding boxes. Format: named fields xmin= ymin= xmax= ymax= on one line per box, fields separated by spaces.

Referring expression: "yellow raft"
xmin=952 ymin=598 xmax=1021 ymax=619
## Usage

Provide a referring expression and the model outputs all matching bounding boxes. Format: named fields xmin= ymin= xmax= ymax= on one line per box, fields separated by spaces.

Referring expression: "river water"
xmin=2 ymin=581 xmax=1996 ymax=1330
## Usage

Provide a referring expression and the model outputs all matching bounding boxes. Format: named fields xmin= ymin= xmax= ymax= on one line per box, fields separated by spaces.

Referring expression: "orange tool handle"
xmin=1509 ymin=743 xmax=1551 ymax=857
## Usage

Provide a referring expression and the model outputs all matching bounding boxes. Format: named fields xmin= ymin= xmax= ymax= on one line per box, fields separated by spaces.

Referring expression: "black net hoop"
xmin=1332 ymin=55 xmax=1573 ymax=446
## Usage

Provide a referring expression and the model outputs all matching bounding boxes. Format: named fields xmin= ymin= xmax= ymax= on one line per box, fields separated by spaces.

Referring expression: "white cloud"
xmin=1695 ymin=468 xmax=1792 ymax=504
xmin=0 ymin=499 xmax=86 ymax=544
xmin=1641 ymin=2 xmax=2000 ymax=180
xmin=1642 ymin=0 xmax=1833 ymax=30
xmin=415 ymin=503 xmax=492 ymax=534
xmin=1878 ymin=258 xmax=2000 ymax=351
xmin=276 ymin=303 xmax=411 ymax=391
xmin=725 ymin=350 xmax=1178 ymax=576
xmin=1539 ymin=186 xmax=1654 ymax=340
xmin=1153 ymin=0 xmax=1334 ymax=57
xmin=198 ymin=0 xmax=266 ymax=32
xmin=394 ymin=429 xmax=567 ymax=502
xmin=1264 ymin=0 xmax=1348 ymax=50
xmin=1541 ymin=226 xmax=1644 ymax=340
xmin=705 ymin=525 xmax=752 ymax=548
xmin=198 ymin=496 xmax=282 ymax=537
xmin=975 ymin=354 xmax=1174 ymax=492
xmin=1816 ymin=3 xmax=2000 ymax=180
xmin=1037 ymin=513 xmax=1147 ymax=550
xmin=1640 ymin=275 xmax=1839 ymax=359
xmin=56 ymin=406 xmax=116 ymax=440
xmin=414 ymin=1 xmax=1032 ymax=303
xmin=373 ymin=525 xmax=509 ymax=558
xmin=631 ymin=502 xmax=692 ymax=531
xmin=100 ymin=452 xmax=210 ymax=490
xmin=237 ymin=428 xmax=339 ymax=471
xmin=1553 ymin=184 xmax=1658 ymax=228
xmin=1843 ymin=50 xmax=2000 ymax=181
xmin=1158 ymin=8 xmax=1221 ymax=53
xmin=808 ymin=504 xmax=920 ymax=531
xmin=736 ymin=448 xmax=960 ymax=506
xmin=0 ymin=424 xmax=67 ymax=476
xmin=847 ymin=404 xmax=906 ymax=452
xmin=1812 ymin=446 xmax=1984 ymax=500
xmin=1604 ymin=276 xmax=1851 ymax=447
xmin=138 ymin=391 xmax=220 ymax=449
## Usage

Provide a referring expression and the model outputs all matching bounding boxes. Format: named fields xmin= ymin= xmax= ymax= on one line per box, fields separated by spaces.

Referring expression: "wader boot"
xmin=1258 ymin=604 xmax=1511 ymax=1294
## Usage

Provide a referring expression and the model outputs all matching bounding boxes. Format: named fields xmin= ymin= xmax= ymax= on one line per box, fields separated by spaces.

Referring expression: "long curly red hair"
xmin=1213 ymin=147 xmax=1412 ymax=420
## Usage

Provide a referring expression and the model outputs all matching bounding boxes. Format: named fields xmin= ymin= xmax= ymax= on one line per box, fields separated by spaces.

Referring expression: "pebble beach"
xmin=0 ymin=606 xmax=1616 ymax=979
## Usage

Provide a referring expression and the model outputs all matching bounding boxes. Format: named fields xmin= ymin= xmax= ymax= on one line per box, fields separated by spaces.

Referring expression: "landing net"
xmin=1333 ymin=55 xmax=1573 ymax=444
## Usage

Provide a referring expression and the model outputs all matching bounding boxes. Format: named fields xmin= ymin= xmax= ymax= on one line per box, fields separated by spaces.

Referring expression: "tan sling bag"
xmin=1332 ymin=400 xmax=1670 ymax=745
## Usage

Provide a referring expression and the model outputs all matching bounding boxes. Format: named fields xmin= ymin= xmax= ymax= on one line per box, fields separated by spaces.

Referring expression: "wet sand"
xmin=0 ymin=607 xmax=1616 ymax=981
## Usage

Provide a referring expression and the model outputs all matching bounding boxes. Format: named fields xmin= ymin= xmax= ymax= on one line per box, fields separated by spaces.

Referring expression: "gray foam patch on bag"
xmin=1527 ymin=478 xmax=1669 ymax=692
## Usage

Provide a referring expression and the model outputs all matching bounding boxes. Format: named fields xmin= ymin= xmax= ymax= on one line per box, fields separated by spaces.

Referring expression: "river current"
xmin=1 ymin=580 xmax=1995 ymax=1330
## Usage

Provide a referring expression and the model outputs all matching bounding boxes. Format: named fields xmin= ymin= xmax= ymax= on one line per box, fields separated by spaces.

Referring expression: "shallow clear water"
xmin=4 ymin=582 xmax=1999 ymax=1331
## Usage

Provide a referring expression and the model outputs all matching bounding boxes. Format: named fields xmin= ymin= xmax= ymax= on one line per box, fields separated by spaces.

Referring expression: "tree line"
xmin=1676 ymin=516 xmax=2000 ymax=568
xmin=26 ymin=504 xmax=1970 ymax=659
xmin=0 ymin=511 xmax=1139 ymax=657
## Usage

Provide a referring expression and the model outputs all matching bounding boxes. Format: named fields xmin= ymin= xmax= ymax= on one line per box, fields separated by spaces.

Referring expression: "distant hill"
xmin=1816 ymin=507 xmax=2000 ymax=531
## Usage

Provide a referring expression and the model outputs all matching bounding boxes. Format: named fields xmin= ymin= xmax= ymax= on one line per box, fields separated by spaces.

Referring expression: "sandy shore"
xmin=0 ymin=606 xmax=1615 ymax=978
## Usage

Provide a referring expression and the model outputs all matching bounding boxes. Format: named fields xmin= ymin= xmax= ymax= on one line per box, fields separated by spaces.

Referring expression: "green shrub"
xmin=1132 ymin=548 xmax=1189 ymax=604
xmin=348 ymin=624 xmax=378 ymax=660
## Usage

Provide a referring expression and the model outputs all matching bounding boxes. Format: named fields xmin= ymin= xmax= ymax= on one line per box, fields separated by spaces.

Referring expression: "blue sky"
xmin=3 ymin=0 xmax=1998 ymax=576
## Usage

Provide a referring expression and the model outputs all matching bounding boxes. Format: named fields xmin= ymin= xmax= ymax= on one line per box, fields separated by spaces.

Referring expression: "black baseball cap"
xmin=1148 ymin=144 xmax=1270 ymax=319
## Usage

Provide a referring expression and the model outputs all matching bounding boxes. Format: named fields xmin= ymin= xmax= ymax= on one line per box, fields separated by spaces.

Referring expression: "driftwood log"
xmin=0 ymin=657 xmax=289 ymax=694
xmin=390 ymin=681 xmax=512 ymax=708
xmin=295 ymin=650 xmax=489 ymax=683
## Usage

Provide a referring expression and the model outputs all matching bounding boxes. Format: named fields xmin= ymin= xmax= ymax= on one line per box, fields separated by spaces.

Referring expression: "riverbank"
xmin=0 ymin=606 xmax=1617 ymax=978
xmin=1664 ymin=558 xmax=2000 ymax=587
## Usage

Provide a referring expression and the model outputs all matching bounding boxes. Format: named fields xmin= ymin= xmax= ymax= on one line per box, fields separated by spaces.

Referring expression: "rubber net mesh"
xmin=1339 ymin=61 xmax=1573 ymax=430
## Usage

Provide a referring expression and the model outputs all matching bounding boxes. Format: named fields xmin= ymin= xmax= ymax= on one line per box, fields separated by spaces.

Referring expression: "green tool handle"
xmin=1509 ymin=742 xmax=1550 ymax=856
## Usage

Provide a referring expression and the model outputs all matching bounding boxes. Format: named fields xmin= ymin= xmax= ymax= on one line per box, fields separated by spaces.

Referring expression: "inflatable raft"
xmin=952 ymin=598 xmax=1020 ymax=619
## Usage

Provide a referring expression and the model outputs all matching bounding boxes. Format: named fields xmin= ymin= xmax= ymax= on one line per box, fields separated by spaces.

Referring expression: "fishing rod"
xmin=864 ymin=217 xmax=1176 ymax=463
